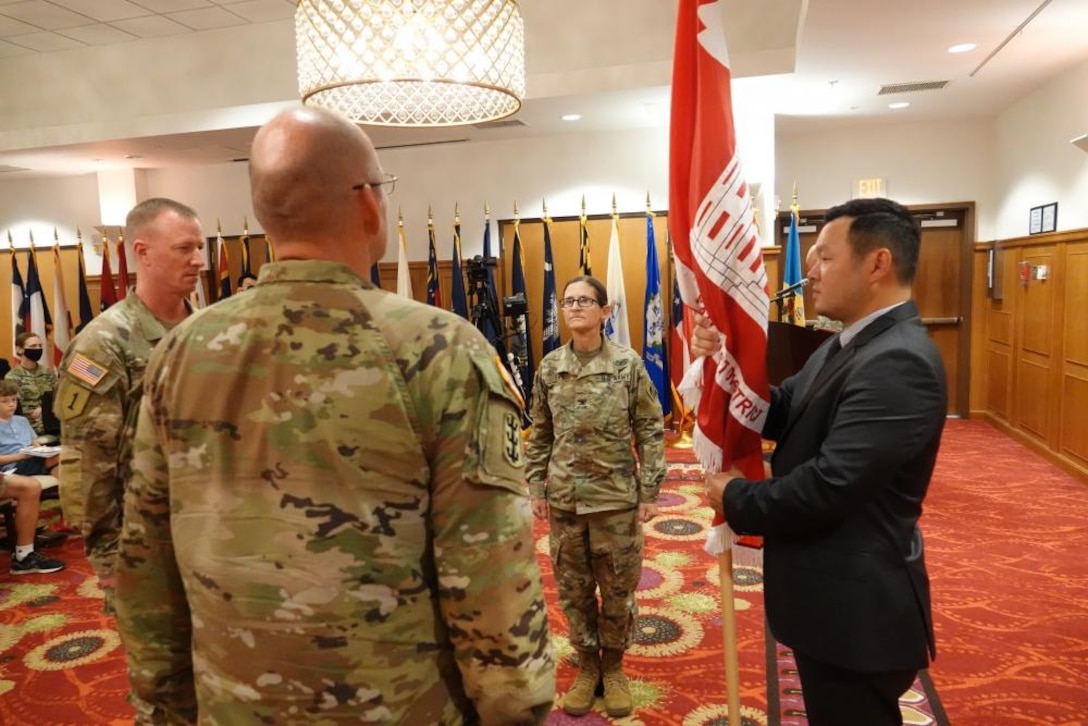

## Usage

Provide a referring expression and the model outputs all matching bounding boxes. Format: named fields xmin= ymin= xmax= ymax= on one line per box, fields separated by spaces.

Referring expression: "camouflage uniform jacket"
xmin=55 ymin=294 xmax=178 ymax=582
xmin=114 ymin=260 xmax=555 ymax=726
xmin=526 ymin=339 xmax=665 ymax=514
xmin=5 ymin=364 xmax=56 ymax=434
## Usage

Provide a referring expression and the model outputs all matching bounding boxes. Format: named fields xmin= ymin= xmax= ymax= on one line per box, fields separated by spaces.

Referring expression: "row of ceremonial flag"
xmin=373 ymin=203 xmax=699 ymax=424
xmin=6 ymin=224 xmax=277 ymax=363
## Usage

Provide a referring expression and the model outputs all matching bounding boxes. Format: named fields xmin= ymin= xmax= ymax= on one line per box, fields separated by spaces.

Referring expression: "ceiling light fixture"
xmin=888 ymin=101 xmax=910 ymax=110
xmin=948 ymin=43 xmax=977 ymax=54
xmin=296 ymin=0 xmax=526 ymax=127
xmin=561 ymin=114 xmax=582 ymax=122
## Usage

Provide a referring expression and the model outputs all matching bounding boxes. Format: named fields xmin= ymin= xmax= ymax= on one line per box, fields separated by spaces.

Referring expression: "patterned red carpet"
xmin=1 ymin=419 xmax=1085 ymax=725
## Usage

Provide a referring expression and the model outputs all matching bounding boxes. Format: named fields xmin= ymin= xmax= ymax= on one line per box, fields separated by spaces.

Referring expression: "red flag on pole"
xmin=669 ymin=0 xmax=770 ymax=548
xmin=116 ymin=236 xmax=130 ymax=300
xmin=99 ymin=236 xmax=118 ymax=311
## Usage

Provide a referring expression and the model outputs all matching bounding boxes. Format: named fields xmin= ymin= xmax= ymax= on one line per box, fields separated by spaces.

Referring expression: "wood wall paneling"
xmin=1015 ymin=359 xmax=1050 ymax=441
xmin=986 ymin=346 xmax=1010 ymax=419
xmin=1060 ymin=372 xmax=1088 ymax=468
xmin=1019 ymin=249 xmax=1054 ymax=356
xmin=1063 ymin=250 xmax=1088 ymax=366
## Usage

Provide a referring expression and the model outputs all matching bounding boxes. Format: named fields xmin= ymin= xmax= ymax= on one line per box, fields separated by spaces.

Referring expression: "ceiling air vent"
xmin=0 ymin=165 xmax=30 ymax=174
xmin=473 ymin=118 xmax=528 ymax=130
xmin=877 ymin=80 xmax=949 ymax=95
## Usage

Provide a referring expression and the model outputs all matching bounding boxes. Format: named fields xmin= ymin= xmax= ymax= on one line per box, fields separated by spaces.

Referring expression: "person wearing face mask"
xmin=6 ymin=332 xmax=56 ymax=436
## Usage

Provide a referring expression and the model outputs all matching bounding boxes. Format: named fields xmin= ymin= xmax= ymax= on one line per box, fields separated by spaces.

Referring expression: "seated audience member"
xmin=0 ymin=381 xmax=64 ymax=575
xmin=0 ymin=380 xmax=58 ymax=476
xmin=6 ymin=332 xmax=57 ymax=436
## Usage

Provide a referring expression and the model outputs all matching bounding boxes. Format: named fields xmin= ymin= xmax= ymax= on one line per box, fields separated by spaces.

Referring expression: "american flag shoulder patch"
xmin=67 ymin=353 xmax=109 ymax=388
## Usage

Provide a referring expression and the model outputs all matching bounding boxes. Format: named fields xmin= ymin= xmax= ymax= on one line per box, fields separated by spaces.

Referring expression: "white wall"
xmin=143 ymin=125 xmax=673 ymax=262
xmin=0 ymin=174 xmax=101 ymax=262
xmin=776 ymin=117 xmax=997 ymax=238
xmin=993 ymin=58 xmax=1088 ymax=238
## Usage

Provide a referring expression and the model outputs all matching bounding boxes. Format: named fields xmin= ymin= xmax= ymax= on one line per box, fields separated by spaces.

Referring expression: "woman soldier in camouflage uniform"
xmin=527 ymin=275 xmax=666 ymax=718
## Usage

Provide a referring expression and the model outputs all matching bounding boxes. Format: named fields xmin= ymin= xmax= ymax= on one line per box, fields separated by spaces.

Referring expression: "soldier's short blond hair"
xmin=125 ymin=198 xmax=199 ymax=244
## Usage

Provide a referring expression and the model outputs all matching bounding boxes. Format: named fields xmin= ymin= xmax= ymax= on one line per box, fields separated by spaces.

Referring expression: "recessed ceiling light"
xmin=561 ymin=114 xmax=581 ymax=122
xmin=888 ymin=101 xmax=910 ymax=110
xmin=948 ymin=43 xmax=977 ymax=54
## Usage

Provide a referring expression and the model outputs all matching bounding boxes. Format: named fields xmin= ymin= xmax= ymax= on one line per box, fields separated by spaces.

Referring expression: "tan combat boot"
xmin=562 ymin=649 xmax=601 ymax=716
xmin=601 ymin=648 xmax=633 ymax=718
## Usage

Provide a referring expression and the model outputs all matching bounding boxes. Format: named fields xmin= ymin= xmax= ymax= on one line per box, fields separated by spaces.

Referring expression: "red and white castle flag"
xmin=669 ymin=0 xmax=771 ymax=554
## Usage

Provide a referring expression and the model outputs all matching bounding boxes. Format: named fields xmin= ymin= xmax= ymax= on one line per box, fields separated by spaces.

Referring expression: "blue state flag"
xmin=76 ymin=247 xmax=94 ymax=332
xmin=541 ymin=219 xmax=560 ymax=355
xmin=426 ymin=220 xmax=442 ymax=308
xmin=783 ymin=208 xmax=806 ymax=326
xmin=450 ymin=220 xmax=468 ymax=318
xmin=510 ymin=224 xmax=534 ymax=406
xmin=642 ymin=213 xmax=671 ymax=417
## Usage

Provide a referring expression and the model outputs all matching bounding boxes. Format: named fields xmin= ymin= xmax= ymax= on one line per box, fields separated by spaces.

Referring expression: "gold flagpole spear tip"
xmin=484 ymin=200 xmax=490 ymax=219
xmin=581 ymin=194 xmax=586 ymax=216
xmin=792 ymin=181 xmax=798 ymax=205
xmin=77 ymin=228 xmax=82 ymax=241
xmin=243 ymin=217 xmax=249 ymax=235
xmin=513 ymin=200 xmax=519 ymax=220
xmin=398 ymin=208 xmax=404 ymax=226
xmin=6 ymin=230 xmax=12 ymax=247
xmin=428 ymin=205 xmax=433 ymax=224
xmin=542 ymin=197 xmax=547 ymax=219
xmin=454 ymin=201 xmax=460 ymax=222
xmin=54 ymin=227 xmax=59 ymax=243
xmin=612 ymin=192 xmax=617 ymax=216
xmin=28 ymin=230 xmax=35 ymax=248
xmin=646 ymin=190 xmax=652 ymax=212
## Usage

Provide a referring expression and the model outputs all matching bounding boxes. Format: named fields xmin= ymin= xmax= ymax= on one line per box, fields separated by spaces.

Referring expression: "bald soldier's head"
xmin=249 ymin=106 xmax=389 ymax=274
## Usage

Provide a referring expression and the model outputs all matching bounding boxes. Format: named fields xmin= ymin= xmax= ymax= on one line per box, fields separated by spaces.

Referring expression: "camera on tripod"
xmin=502 ymin=292 xmax=527 ymax=318
xmin=466 ymin=255 xmax=497 ymax=283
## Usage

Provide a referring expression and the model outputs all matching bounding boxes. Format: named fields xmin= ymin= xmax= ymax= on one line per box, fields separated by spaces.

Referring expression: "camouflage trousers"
xmin=548 ymin=506 xmax=643 ymax=652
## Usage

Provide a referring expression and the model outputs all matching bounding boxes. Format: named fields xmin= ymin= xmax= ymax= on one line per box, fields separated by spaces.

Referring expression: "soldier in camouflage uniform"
xmin=55 ymin=197 xmax=205 ymax=610
xmin=6 ymin=332 xmax=56 ymax=435
xmin=114 ymin=107 xmax=555 ymax=725
xmin=526 ymin=275 xmax=665 ymax=719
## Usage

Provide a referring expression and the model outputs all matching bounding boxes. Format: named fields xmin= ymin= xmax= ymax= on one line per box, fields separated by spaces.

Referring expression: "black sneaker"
xmin=11 ymin=550 xmax=65 ymax=575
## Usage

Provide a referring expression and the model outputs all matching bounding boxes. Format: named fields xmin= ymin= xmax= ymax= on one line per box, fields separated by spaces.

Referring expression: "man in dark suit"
xmin=701 ymin=197 xmax=947 ymax=725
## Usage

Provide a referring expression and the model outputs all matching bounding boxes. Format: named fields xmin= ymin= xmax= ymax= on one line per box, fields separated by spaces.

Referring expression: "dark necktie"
xmin=823 ymin=335 xmax=842 ymax=368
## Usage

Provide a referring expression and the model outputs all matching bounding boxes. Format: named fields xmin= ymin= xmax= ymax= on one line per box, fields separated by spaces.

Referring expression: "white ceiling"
xmin=1 ymin=0 xmax=1086 ymax=178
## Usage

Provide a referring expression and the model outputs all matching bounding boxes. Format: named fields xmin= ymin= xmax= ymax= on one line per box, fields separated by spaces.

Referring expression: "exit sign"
xmin=855 ymin=178 xmax=886 ymax=198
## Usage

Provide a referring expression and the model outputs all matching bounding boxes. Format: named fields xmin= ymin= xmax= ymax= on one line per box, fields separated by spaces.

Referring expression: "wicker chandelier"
xmin=296 ymin=0 xmax=526 ymax=127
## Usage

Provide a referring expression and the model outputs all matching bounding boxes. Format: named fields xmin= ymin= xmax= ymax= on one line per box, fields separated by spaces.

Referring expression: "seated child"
xmin=0 ymin=380 xmax=58 ymax=476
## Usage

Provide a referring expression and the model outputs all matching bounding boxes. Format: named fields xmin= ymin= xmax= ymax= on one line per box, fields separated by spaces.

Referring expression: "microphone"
xmin=770 ymin=278 xmax=809 ymax=303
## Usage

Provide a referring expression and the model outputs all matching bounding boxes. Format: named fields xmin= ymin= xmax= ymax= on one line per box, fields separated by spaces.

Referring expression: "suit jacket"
xmin=724 ymin=300 xmax=946 ymax=673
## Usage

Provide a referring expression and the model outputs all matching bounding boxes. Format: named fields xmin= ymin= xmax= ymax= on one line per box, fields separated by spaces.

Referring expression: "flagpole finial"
xmin=581 ymin=194 xmax=586 ymax=216
xmin=484 ymin=200 xmax=490 ymax=218
xmin=792 ymin=182 xmax=798 ymax=205
xmin=428 ymin=205 xmax=433 ymax=223
xmin=76 ymin=227 xmax=82 ymax=242
xmin=454 ymin=202 xmax=461 ymax=225
xmin=217 ymin=219 xmax=222 ymax=235
xmin=612 ymin=193 xmax=617 ymax=216
xmin=28 ymin=230 xmax=35 ymax=249
xmin=398 ymin=208 xmax=404 ymax=226
xmin=542 ymin=197 xmax=548 ymax=219
xmin=514 ymin=200 xmax=519 ymax=220
xmin=646 ymin=190 xmax=652 ymax=211
xmin=243 ymin=217 xmax=249 ymax=235
xmin=54 ymin=227 xmax=59 ymax=244
xmin=6 ymin=230 xmax=12 ymax=249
